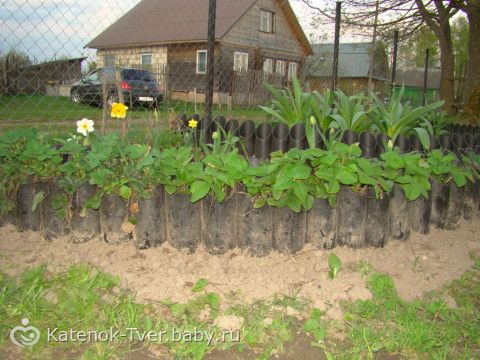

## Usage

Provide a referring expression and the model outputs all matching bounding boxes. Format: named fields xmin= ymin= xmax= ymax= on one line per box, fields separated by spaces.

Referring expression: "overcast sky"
xmin=0 ymin=0 xmax=326 ymax=63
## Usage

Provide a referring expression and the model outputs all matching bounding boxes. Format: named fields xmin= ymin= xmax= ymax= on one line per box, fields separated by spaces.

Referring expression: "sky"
xmin=0 ymin=0 xmax=322 ymax=64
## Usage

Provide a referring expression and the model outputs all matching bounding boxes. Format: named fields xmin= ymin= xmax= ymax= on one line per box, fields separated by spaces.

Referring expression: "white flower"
xmin=76 ymin=118 xmax=95 ymax=136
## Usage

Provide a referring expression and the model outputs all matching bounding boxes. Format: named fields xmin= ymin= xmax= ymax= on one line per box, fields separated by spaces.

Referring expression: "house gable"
xmin=221 ymin=0 xmax=311 ymax=57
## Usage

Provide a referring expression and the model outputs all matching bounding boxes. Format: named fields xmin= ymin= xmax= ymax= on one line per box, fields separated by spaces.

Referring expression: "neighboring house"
xmin=86 ymin=0 xmax=313 ymax=104
xmin=306 ymin=43 xmax=390 ymax=94
xmin=394 ymin=68 xmax=441 ymax=105
xmin=3 ymin=57 xmax=86 ymax=95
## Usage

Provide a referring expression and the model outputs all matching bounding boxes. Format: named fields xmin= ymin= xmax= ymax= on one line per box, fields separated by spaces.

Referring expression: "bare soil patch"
xmin=0 ymin=220 xmax=479 ymax=318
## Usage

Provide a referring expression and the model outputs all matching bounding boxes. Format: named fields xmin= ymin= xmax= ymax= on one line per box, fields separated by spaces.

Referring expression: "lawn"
xmin=1 ymin=258 xmax=479 ymax=359
xmin=0 ymin=94 xmax=266 ymax=123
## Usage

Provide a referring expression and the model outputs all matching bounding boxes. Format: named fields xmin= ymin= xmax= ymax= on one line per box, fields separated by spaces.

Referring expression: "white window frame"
xmin=196 ymin=50 xmax=207 ymax=74
xmin=276 ymin=60 xmax=286 ymax=76
xmin=288 ymin=62 xmax=298 ymax=80
xmin=260 ymin=9 xmax=274 ymax=33
xmin=234 ymin=52 xmax=249 ymax=73
xmin=263 ymin=58 xmax=273 ymax=75
xmin=141 ymin=53 xmax=152 ymax=65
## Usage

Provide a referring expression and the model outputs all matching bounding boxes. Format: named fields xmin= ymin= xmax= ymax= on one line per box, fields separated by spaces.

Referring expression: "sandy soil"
xmin=0 ymin=221 xmax=479 ymax=317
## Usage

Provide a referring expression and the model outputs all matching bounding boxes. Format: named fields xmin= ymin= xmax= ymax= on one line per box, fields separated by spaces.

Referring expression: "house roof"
xmin=395 ymin=68 xmax=441 ymax=89
xmin=307 ymin=42 xmax=389 ymax=80
xmin=86 ymin=0 xmax=312 ymax=54
xmin=25 ymin=57 xmax=87 ymax=69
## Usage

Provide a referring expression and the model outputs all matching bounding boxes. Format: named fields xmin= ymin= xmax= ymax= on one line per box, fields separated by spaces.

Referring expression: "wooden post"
xmin=205 ymin=0 xmax=216 ymax=116
xmin=101 ymin=74 xmax=108 ymax=134
xmin=331 ymin=1 xmax=341 ymax=92
xmin=115 ymin=69 xmax=127 ymax=137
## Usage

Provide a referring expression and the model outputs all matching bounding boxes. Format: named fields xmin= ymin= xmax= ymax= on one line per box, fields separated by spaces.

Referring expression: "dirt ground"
xmin=0 ymin=220 xmax=479 ymax=318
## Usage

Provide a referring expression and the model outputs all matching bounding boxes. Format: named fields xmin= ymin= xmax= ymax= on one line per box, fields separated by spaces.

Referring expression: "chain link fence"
xmin=1 ymin=0 xmax=462 ymax=133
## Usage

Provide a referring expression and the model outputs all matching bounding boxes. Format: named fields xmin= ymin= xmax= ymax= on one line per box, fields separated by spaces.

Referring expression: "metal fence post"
xmin=422 ymin=48 xmax=430 ymax=106
xmin=205 ymin=0 xmax=216 ymax=117
xmin=331 ymin=1 xmax=341 ymax=92
xmin=390 ymin=30 xmax=399 ymax=96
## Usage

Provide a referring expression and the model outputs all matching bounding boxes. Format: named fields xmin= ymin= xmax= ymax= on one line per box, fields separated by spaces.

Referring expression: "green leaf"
xmin=304 ymin=319 xmax=319 ymax=332
xmin=206 ymin=293 xmax=220 ymax=310
xmin=85 ymin=193 xmax=102 ymax=210
xmin=190 ymin=180 xmax=211 ymax=203
xmin=452 ymin=170 xmax=466 ymax=187
xmin=119 ymin=185 xmax=132 ymax=200
xmin=31 ymin=191 xmax=46 ymax=213
xmin=328 ymin=253 xmax=341 ymax=279
xmin=402 ymin=183 xmax=423 ymax=200
xmin=336 ymin=170 xmax=358 ymax=185
xmin=165 ymin=184 xmax=177 ymax=195
xmin=126 ymin=144 xmax=149 ymax=159
xmin=192 ymin=278 xmax=209 ymax=292
xmin=254 ymin=198 xmax=266 ymax=208
xmin=287 ymin=164 xmax=312 ymax=180
xmin=381 ymin=151 xmax=405 ymax=170
xmin=292 ymin=181 xmax=307 ymax=202
xmin=326 ymin=180 xmax=340 ymax=195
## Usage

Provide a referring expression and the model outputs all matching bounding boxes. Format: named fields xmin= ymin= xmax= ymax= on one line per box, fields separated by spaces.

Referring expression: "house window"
xmin=234 ymin=52 xmax=249 ymax=73
xmin=288 ymin=62 xmax=298 ymax=80
xmin=276 ymin=60 xmax=285 ymax=76
xmin=260 ymin=10 xmax=274 ymax=33
xmin=104 ymin=54 xmax=116 ymax=67
xmin=141 ymin=53 xmax=152 ymax=71
xmin=263 ymin=59 xmax=273 ymax=74
xmin=141 ymin=53 xmax=152 ymax=65
xmin=196 ymin=50 xmax=207 ymax=74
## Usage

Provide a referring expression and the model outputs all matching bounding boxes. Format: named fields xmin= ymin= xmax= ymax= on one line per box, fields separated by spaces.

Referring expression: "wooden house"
xmin=86 ymin=0 xmax=313 ymax=105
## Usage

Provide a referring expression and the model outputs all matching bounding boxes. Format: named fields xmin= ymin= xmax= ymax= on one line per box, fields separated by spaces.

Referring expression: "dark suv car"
xmin=70 ymin=67 xmax=163 ymax=108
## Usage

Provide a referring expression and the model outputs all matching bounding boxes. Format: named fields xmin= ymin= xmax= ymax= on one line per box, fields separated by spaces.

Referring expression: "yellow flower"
xmin=76 ymin=118 xmax=95 ymax=136
xmin=188 ymin=119 xmax=198 ymax=129
xmin=212 ymin=131 xmax=219 ymax=140
xmin=111 ymin=102 xmax=128 ymax=119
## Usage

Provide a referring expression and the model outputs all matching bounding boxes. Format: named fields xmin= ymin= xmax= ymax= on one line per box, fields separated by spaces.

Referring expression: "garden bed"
xmin=1 ymin=119 xmax=480 ymax=256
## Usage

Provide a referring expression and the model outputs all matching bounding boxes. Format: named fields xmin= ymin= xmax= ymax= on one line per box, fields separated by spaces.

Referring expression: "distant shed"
xmin=7 ymin=57 xmax=86 ymax=95
xmin=394 ymin=68 xmax=441 ymax=105
xmin=306 ymin=42 xmax=390 ymax=94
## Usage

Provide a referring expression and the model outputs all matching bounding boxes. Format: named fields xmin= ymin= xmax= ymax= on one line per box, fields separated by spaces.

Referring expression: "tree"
xmin=398 ymin=28 xmax=440 ymax=69
xmin=451 ymin=0 xmax=480 ymax=119
xmin=0 ymin=49 xmax=31 ymax=95
xmin=452 ymin=16 xmax=469 ymax=78
xmin=301 ymin=0 xmax=459 ymax=114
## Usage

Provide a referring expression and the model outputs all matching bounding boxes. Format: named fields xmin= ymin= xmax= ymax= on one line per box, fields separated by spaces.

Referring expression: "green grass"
xmin=333 ymin=263 xmax=480 ymax=359
xmin=2 ymin=260 xmax=480 ymax=359
xmin=0 ymin=267 xmax=298 ymax=360
xmin=0 ymin=94 xmax=266 ymax=123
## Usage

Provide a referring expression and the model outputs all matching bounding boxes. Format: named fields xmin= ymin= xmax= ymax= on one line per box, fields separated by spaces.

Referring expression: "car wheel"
xmin=70 ymin=90 xmax=81 ymax=104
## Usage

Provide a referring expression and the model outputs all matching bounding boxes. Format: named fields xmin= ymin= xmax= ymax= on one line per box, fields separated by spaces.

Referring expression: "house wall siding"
xmin=167 ymin=44 xmax=223 ymax=93
xmin=221 ymin=0 xmax=305 ymax=57
xmin=96 ymin=46 xmax=168 ymax=68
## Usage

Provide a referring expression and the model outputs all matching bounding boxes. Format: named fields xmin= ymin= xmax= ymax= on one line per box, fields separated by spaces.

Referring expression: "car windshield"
xmin=122 ymin=69 xmax=155 ymax=82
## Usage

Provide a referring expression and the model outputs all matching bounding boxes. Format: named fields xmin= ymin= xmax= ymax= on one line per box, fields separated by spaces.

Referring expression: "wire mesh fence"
xmin=0 ymin=0 xmax=464 ymax=132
